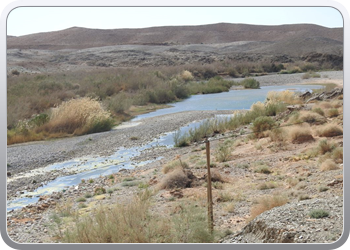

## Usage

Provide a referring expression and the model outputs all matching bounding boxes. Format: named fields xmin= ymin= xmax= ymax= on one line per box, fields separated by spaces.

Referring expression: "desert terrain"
xmin=6 ymin=23 xmax=344 ymax=244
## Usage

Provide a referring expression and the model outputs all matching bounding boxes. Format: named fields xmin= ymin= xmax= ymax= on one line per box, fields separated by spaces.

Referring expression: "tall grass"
xmin=61 ymin=190 xmax=215 ymax=243
xmin=38 ymin=97 xmax=114 ymax=135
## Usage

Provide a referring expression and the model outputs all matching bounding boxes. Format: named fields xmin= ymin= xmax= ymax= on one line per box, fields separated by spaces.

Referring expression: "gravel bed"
xmin=6 ymin=110 xmax=233 ymax=198
xmin=232 ymin=71 xmax=343 ymax=86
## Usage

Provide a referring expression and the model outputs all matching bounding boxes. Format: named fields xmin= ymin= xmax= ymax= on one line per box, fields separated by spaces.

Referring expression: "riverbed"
xmin=7 ymin=71 xmax=342 ymax=211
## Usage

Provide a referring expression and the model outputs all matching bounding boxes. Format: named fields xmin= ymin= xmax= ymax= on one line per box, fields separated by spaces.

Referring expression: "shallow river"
xmin=7 ymin=84 xmax=323 ymax=211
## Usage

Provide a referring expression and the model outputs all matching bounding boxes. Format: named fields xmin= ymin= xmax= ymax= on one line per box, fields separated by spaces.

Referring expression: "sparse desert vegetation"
xmin=7 ymin=22 xmax=343 ymax=244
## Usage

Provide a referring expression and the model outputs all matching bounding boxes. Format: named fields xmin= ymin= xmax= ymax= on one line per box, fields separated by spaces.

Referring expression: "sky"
xmin=6 ymin=6 xmax=344 ymax=37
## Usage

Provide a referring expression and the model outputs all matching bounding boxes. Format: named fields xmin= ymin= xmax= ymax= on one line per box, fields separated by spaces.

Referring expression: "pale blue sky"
xmin=7 ymin=6 xmax=343 ymax=36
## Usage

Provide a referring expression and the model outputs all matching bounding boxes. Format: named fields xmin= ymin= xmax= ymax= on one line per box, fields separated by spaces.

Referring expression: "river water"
xmin=7 ymin=84 xmax=323 ymax=211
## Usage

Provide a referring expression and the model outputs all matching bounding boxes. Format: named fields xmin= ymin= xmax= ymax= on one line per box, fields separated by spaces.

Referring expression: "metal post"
xmin=205 ymin=139 xmax=214 ymax=234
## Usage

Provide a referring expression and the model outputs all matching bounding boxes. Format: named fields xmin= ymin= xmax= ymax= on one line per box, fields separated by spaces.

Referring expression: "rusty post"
xmin=205 ymin=139 xmax=214 ymax=234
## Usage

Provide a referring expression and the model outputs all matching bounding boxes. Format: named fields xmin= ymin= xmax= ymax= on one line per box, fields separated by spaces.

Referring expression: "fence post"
xmin=205 ymin=139 xmax=214 ymax=234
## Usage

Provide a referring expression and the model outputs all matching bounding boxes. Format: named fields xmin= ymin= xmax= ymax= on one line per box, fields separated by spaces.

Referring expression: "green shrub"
xmin=252 ymin=116 xmax=276 ymax=138
xmin=215 ymin=143 xmax=232 ymax=162
xmin=309 ymin=209 xmax=329 ymax=219
xmin=241 ymin=78 xmax=260 ymax=89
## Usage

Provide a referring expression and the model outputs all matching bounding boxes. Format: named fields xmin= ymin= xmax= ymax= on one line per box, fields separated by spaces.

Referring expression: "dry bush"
xmin=215 ymin=143 xmax=233 ymax=162
xmin=159 ymin=169 xmax=191 ymax=190
xmin=266 ymin=90 xmax=302 ymax=105
xmin=39 ymin=97 xmax=112 ymax=135
xmin=257 ymin=182 xmax=276 ymax=190
xmin=180 ymin=70 xmax=194 ymax=82
xmin=288 ymin=125 xmax=314 ymax=144
xmin=269 ymin=127 xmax=287 ymax=142
xmin=249 ymin=194 xmax=288 ymax=221
xmin=326 ymin=108 xmax=339 ymax=118
xmin=317 ymin=139 xmax=336 ymax=155
xmin=162 ymin=160 xmax=182 ymax=174
xmin=314 ymin=101 xmax=332 ymax=110
xmin=317 ymin=124 xmax=343 ymax=137
xmin=320 ymin=159 xmax=339 ymax=171
xmin=332 ymin=147 xmax=343 ymax=163
xmin=250 ymin=101 xmax=265 ymax=114
xmin=298 ymin=111 xmax=327 ymax=125
xmin=210 ymin=169 xmax=226 ymax=183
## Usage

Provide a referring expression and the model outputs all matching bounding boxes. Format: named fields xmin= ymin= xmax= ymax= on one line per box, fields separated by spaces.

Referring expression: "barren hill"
xmin=7 ymin=23 xmax=343 ymax=50
xmin=7 ymin=23 xmax=343 ymax=74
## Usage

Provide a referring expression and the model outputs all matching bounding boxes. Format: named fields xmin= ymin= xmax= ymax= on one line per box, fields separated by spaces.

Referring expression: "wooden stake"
xmin=206 ymin=139 xmax=214 ymax=234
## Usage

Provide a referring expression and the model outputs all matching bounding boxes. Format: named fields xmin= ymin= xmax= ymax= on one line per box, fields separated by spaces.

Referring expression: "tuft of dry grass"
xmin=332 ymin=147 xmax=343 ymax=164
xmin=317 ymin=124 xmax=343 ymax=137
xmin=288 ymin=125 xmax=314 ymax=144
xmin=249 ymin=194 xmax=288 ymax=221
xmin=266 ymin=90 xmax=302 ymax=105
xmin=38 ymin=97 xmax=113 ymax=135
xmin=162 ymin=160 xmax=182 ymax=174
xmin=326 ymin=108 xmax=339 ymax=118
xmin=320 ymin=159 xmax=339 ymax=171
xmin=180 ymin=70 xmax=194 ymax=82
xmin=298 ymin=111 xmax=327 ymax=125
xmin=210 ymin=169 xmax=226 ymax=183
xmin=158 ymin=169 xmax=191 ymax=190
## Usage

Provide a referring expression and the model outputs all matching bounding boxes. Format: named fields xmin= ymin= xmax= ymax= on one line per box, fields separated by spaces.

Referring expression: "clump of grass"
xmin=62 ymin=190 xmax=215 ymax=243
xmin=302 ymin=71 xmax=321 ymax=79
xmin=38 ymin=97 xmax=114 ymax=135
xmin=266 ymin=90 xmax=302 ymax=105
xmin=121 ymin=181 xmax=139 ymax=187
xmin=56 ymin=199 xmax=74 ymax=217
xmin=320 ymin=159 xmax=339 ymax=171
xmin=257 ymin=182 xmax=276 ymax=190
xmin=84 ymin=193 xmax=93 ymax=199
xmin=298 ymin=111 xmax=327 ymax=125
xmin=122 ymin=177 xmax=136 ymax=182
xmin=94 ymin=187 xmax=106 ymax=195
xmin=158 ymin=168 xmax=191 ymax=190
xmin=138 ymin=182 xmax=150 ymax=189
xmin=162 ymin=160 xmax=182 ymax=174
xmin=241 ymin=78 xmax=260 ymax=89
xmin=251 ymin=116 xmax=276 ymax=138
xmin=317 ymin=124 xmax=343 ymax=137
xmin=309 ymin=209 xmax=329 ymax=219
xmin=173 ymin=130 xmax=190 ymax=147
xmin=210 ymin=169 xmax=226 ymax=183
xmin=332 ymin=147 xmax=343 ymax=163
xmin=298 ymin=194 xmax=311 ymax=201
xmin=312 ymin=107 xmax=325 ymax=116
xmin=215 ymin=143 xmax=232 ymax=162
xmin=288 ymin=125 xmax=314 ymax=144
xmin=249 ymin=194 xmax=288 ymax=221
xmin=268 ymin=127 xmax=287 ymax=142
xmin=78 ymin=203 xmax=87 ymax=209
xmin=76 ymin=197 xmax=87 ymax=202
xmin=180 ymin=70 xmax=194 ymax=82
xmin=318 ymin=186 xmax=329 ymax=192
xmin=217 ymin=191 xmax=234 ymax=202
xmin=326 ymin=109 xmax=339 ymax=118
xmin=254 ymin=165 xmax=272 ymax=174
xmin=317 ymin=139 xmax=336 ymax=155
